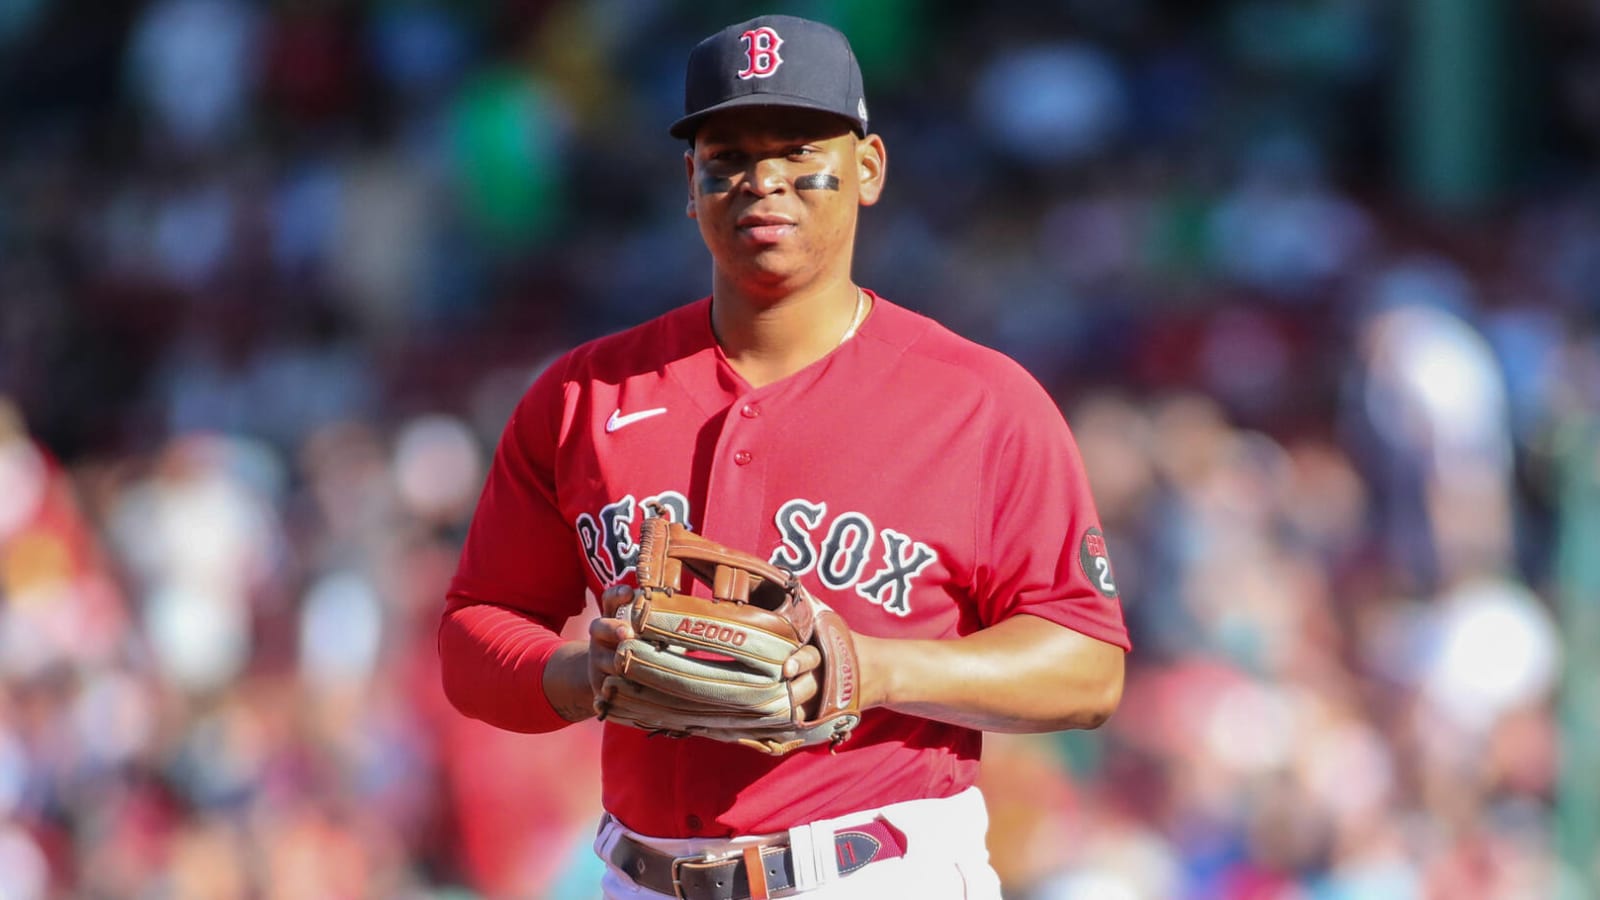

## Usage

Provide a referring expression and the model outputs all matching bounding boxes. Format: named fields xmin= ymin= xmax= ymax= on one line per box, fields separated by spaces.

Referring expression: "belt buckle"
xmin=670 ymin=846 xmax=761 ymax=900
xmin=668 ymin=855 xmax=688 ymax=899
xmin=669 ymin=852 xmax=712 ymax=900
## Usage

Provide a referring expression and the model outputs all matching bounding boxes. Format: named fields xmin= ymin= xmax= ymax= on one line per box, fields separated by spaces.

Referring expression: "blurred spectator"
xmin=1347 ymin=258 xmax=1517 ymax=589
xmin=105 ymin=434 xmax=284 ymax=693
xmin=972 ymin=40 xmax=1130 ymax=167
xmin=125 ymin=0 xmax=262 ymax=155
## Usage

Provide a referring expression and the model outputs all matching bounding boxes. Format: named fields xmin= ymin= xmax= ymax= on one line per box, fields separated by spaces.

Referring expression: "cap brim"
xmin=670 ymin=93 xmax=865 ymax=140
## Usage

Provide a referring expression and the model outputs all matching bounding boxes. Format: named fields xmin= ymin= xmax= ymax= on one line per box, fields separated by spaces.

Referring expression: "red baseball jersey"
xmin=441 ymin=291 xmax=1129 ymax=838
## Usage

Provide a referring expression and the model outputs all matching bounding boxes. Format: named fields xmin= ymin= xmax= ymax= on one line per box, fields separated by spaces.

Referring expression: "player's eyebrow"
xmin=697 ymin=120 xmax=851 ymax=147
xmin=767 ymin=127 xmax=835 ymax=143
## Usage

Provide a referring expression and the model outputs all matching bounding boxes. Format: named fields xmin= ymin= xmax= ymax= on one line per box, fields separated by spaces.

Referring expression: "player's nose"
xmin=742 ymin=157 xmax=789 ymax=197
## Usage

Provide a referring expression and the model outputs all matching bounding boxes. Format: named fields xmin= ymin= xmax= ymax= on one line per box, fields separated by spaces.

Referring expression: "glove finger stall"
xmin=614 ymin=640 xmax=791 ymax=710
xmin=599 ymin=676 xmax=797 ymax=728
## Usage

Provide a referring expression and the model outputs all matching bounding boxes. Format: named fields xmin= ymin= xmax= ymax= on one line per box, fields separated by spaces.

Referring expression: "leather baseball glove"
xmin=594 ymin=517 xmax=863 ymax=755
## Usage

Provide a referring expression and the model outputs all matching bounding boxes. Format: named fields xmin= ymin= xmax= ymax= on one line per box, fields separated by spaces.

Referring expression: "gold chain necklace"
xmin=839 ymin=287 xmax=868 ymax=345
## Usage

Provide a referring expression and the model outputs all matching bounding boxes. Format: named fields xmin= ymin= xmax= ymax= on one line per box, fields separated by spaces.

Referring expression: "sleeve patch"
xmin=1078 ymin=527 xmax=1119 ymax=599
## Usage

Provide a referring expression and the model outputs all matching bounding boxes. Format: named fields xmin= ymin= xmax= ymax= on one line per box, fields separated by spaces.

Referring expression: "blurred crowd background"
xmin=3 ymin=0 xmax=1600 ymax=897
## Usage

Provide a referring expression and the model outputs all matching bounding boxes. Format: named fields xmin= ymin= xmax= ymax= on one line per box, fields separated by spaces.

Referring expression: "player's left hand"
xmin=783 ymin=645 xmax=823 ymax=715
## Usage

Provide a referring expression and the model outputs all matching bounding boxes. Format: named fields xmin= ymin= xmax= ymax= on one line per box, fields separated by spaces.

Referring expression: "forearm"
xmin=437 ymin=599 xmax=585 ymax=733
xmin=541 ymin=641 xmax=599 ymax=723
xmin=856 ymin=613 xmax=1125 ymax=733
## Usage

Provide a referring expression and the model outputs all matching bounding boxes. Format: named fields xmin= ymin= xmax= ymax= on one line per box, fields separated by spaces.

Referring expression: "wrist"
xmin=543 ymin=641 xmax=597 ymax=723
xmin=853 ymin=633 xmax=897 ymax=711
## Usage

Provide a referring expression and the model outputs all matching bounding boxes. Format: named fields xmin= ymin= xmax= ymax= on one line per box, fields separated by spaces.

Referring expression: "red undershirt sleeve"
xmin=438 ymin=355 xmax=591 ymax=733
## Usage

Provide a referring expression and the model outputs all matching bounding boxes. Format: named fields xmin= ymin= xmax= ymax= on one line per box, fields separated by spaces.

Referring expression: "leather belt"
xmin=605 ymin=817 xmax=906 ymax=900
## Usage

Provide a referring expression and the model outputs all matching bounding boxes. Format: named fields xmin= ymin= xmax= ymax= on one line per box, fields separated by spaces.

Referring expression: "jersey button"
xmin=740 ymin=404 xmax=760 ymax=419
xmin=685 ymin=814 xmax=703 ymax=832
xmin=734 ymin=450 xmax=753 ymax=466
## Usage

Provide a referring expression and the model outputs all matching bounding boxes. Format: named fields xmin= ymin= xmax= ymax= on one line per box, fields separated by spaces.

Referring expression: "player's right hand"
xmin=589 ymin=586 xmax=637 ymax=699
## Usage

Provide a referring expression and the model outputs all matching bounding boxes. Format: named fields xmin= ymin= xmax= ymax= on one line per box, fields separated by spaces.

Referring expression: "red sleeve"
xmin=438 ymin=354 xmax=592 ymax=732
xmin=972 ymin=375 xmax=1131 ymax=650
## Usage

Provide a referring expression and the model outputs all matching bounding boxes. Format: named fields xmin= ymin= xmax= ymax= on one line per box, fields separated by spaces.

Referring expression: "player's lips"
xmin=736 ymin=213 xmax=796 ymax=243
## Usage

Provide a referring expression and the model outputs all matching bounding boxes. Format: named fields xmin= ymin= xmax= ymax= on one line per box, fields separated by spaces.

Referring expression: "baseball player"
xmin=439 ymin=14 xmax=1130 ymax=899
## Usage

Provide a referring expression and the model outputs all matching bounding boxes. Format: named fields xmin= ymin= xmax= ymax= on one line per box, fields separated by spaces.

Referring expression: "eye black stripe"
xmin=697 ymin=173 xmax=733 ymax=193
xmin=795 ymin=174 xmax=840 ymax=191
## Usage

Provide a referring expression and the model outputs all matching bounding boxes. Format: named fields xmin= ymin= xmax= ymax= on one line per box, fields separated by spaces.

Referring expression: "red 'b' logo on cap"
xmin=738 ymin=27 xmax=783 ymax=79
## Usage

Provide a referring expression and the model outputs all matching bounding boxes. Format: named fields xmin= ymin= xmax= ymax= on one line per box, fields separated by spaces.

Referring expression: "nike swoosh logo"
xmin=605 ymin=407 xmax=668 ymax=433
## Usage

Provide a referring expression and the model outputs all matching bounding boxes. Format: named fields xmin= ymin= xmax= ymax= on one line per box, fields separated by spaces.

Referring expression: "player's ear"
xmin=684 ymin=150 xmax=697 ymax=219
xmin=855 ymin=134 xmax=886 ymax=207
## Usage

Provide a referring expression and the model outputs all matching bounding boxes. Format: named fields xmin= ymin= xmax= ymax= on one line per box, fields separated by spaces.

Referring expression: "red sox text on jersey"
xmin=576 ymin=493 xmax=938 ymax=617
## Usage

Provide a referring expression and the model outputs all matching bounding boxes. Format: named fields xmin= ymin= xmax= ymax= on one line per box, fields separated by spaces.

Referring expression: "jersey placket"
xmin=671 ymin=384 xmax=780 ymax=834
xmin=696 ymin=394 xmax=773 ymax=562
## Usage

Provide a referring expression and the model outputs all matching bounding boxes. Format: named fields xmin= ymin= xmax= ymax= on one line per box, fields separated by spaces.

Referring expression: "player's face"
xmin=686 ymin=107 xmax=886 ymax=294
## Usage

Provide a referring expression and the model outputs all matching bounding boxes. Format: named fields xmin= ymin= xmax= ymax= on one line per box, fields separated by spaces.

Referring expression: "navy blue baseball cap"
xmin=670 ymin=15 xmax=869 ymax=140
